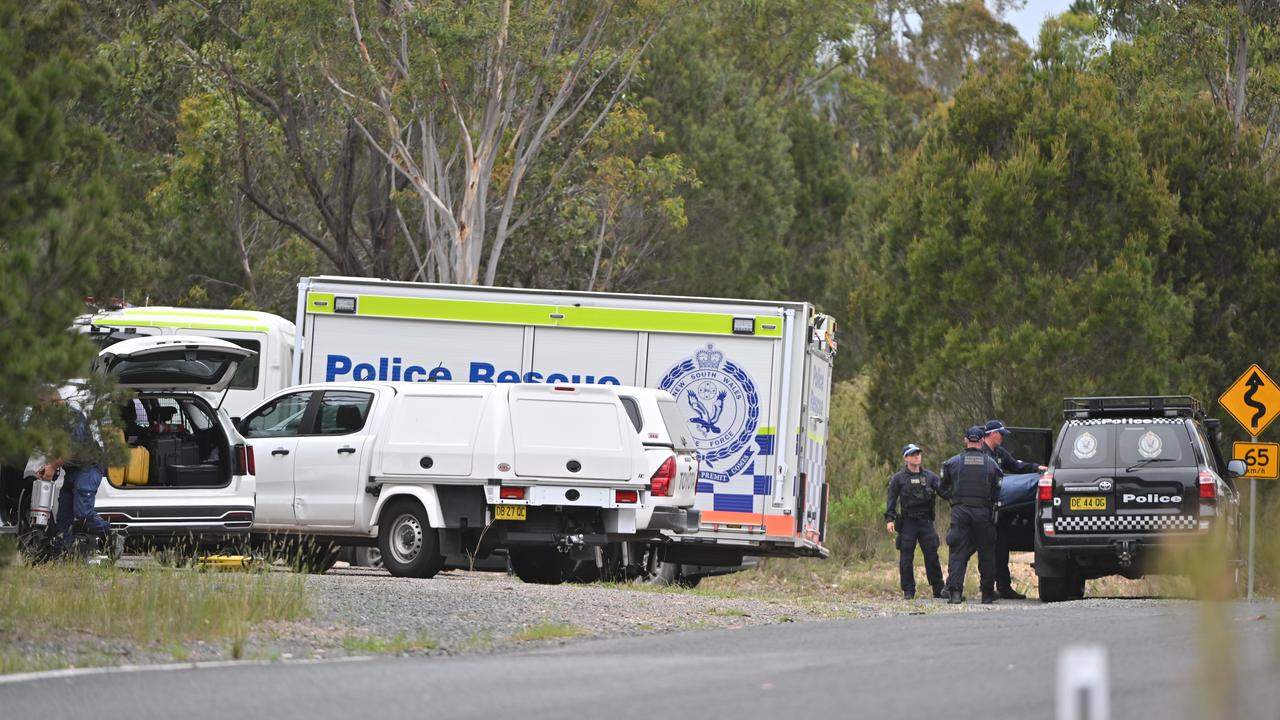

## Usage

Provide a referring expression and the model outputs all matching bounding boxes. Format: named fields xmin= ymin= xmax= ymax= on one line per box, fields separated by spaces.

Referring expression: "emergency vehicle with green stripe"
xmin=85 ymin=306 xmax=295 ymax=420
xmin=292 ymin=276 xmax=838 ymax=566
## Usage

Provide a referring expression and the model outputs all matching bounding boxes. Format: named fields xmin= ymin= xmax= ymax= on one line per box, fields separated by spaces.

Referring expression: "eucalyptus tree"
xmin=168 ymin=0 xmax=676 ymax=285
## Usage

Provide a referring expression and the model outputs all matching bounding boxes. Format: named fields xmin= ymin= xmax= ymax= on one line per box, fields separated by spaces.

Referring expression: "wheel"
xmin=1069 ymin=570 xmax=1087 ymax=600
xmin=674 ymin=572 xmax=702 ymax=588
xmin=634 ymin=544 xmax=679 ymax=586
xmin=509 ymin=546 xmax=573 ymax=585
xmin=377 ymin=500 xmax=444 ymax=578
xmin=353 ymin=546 xmax=383 ymax=569
xmin=1038 ymin=575 xmax=1069 ymax=603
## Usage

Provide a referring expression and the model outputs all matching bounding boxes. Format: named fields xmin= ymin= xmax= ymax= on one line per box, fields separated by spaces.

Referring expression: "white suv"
xmin=616 ymin=387 xmax=700 ymax=534
xmin=89 ymin=335 xmax=258 ymax=547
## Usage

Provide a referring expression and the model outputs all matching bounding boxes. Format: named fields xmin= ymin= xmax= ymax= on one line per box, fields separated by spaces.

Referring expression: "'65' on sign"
xmin=1233 ymin=441 xmax=1280 ymax=480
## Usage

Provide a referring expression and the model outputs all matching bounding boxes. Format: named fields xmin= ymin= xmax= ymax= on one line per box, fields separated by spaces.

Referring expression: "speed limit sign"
xmin=1233 ymin=441 xmax=1280 ymax=480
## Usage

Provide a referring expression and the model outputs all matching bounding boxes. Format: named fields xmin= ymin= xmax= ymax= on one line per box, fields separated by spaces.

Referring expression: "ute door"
xmin=241 ymin=390 xmax=317 ymax=528
xmin=294 ymin=389 xmax=375 ymax=528
xmin=999 ymin=427 xmax=1052 ymax=551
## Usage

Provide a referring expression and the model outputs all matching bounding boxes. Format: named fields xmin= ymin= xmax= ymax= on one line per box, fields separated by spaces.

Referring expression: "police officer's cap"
xmin=965 ymin=425 xmax=985 ymax=442
xmin=984 ymin=420 xmax=1011 ymax=436
xmin=902 ymin=443 xmax=922 ymax=458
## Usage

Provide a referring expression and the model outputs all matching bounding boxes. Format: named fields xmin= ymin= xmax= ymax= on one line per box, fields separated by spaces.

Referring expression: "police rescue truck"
xmin=290 ymin=276 xmax=838 ymax=574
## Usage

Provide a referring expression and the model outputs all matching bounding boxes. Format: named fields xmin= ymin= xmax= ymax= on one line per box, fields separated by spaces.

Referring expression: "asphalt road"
xmin=2 ymin=599 xmax=1277 ymax=720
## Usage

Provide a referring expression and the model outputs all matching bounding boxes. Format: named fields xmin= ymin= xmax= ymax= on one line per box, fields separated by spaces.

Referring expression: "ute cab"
xmin=1034 ymin=396 xmax=1242 ymax=602
xmin=92 ymin=335 xmax=258 ymax=547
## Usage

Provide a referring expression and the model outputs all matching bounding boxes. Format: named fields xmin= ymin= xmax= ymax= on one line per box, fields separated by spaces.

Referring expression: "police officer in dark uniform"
xmin=884 ymin=443 xmax=944 ymax=599
xmin=982 ymin=419 xmax=1047 ymax=600
xmin=940 ymin=426 xmax=1003 ymax=604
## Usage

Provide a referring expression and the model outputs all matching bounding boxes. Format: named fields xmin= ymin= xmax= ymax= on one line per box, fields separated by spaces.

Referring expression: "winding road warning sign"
xmin=1219 ymin=364 xmax=1280 ymax=436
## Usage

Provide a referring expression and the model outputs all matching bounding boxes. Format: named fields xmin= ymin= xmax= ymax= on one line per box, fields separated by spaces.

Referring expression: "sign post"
xmin=1219 ymin=365 xmax=1280 ymax=603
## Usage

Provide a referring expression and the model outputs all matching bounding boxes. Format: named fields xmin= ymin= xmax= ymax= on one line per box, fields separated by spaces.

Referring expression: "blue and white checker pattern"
xmin=800 ymin=433 xmax=826 ymax=533
xmin=1054 ymin=514 xmax=1198 ymax=533
xmin=695 ymin=431 xmax=776 ymax=514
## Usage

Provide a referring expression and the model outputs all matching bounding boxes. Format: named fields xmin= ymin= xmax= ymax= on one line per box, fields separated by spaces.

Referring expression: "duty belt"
xmin=954 ymin=497 xmax=991 ymax=509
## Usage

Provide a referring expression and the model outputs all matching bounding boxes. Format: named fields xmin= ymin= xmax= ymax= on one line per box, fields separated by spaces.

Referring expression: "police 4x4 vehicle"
xmin=1033 ymin=396 xmax=1242 ymax=602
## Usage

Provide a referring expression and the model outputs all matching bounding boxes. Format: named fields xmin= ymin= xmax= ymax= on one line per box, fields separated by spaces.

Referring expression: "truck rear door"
xmin=797 ymin=349 xmax=833 ymax=541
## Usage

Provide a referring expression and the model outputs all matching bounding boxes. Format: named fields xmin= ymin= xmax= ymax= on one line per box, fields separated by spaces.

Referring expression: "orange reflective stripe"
xmin=765 ymin=514 xmax=795 ymax=537
xmin=700 ymin=510 xmax=762 ymax=527
xmin=699 ymin=511 xmax=797 ymax=538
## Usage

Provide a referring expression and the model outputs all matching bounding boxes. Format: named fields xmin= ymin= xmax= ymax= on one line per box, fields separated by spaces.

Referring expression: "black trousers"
xmin=945 ymin=505 xmax=996 ymax=594
xmin=995 ymin=527 xmax=1013 ymax=589
xmin=896 ymin=515 xmax=943 ymax=594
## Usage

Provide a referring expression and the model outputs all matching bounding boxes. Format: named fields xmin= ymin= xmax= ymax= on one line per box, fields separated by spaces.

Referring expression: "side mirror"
xmin=1227 ymin=459 xmax=1246 ymax=479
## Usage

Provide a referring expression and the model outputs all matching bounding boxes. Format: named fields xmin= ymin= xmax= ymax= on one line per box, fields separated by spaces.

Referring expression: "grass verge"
xmin=342 ymin=631 xmax=439 ymax=654
xmin=0 ymin=562 xmax=309 ymax=672
xmin=512 ymin=622 xmax=582 ymax=642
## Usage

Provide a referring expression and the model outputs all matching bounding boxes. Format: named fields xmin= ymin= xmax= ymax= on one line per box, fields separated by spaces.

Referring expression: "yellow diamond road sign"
xmin=1219 ymin=364 xmax=1280 ymax=436
xmin=1233 ymin=442 xmax=1280 ymax=480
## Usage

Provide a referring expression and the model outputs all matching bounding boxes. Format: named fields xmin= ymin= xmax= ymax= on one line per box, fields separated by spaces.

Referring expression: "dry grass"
xmin=511 ymin=622 xmax=582 ymax=642
xmin=0 ymin=561 xmax=310 ymax=671
xmin=342 ymin=631 xmax=439 ymax=654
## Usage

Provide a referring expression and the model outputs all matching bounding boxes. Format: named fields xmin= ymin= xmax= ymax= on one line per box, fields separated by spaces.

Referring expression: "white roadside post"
xmin=1248 ymin=434 xmax=1256 ymax=603
xmin=1056 ymin=644 xmax=1109 ymax=720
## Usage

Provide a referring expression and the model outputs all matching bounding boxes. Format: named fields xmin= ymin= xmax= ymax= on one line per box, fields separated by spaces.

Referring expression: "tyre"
xmin=377 ymin=500 xmax=444 ymax=578
xmin=353 ymin=546 xmax=383 ymax=569
xmin=1069 ymin=570 xmax=1087 ymax=600
xmin=509 ymin=546 xmax=573 ymax=585
xmin=1038 ymin=574 xmax=1070 ymax=603
xmin=674 ymin=572 xmax=702 ymax=589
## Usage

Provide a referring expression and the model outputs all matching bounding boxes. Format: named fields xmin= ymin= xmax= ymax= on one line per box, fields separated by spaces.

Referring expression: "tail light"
xmin=650 ymin=457 xmax=676 ymax=497
xmin=99 ymin=512 xmax=126 ymax=524
xmin=1198 ymin=470 xmax=1216 ymax=500
xmin=1038 ymin=473 xmax=1054 ymax=502
xmin=500 ymin=486 xmax=526 ymax=500
xmin=615 ymin=490 xmax=638 ymax=504
xmin=234 ymin=444 xmax=255 ymax=476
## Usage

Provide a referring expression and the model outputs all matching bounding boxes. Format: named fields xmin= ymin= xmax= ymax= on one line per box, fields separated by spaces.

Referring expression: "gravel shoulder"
xmin=2 ymin=554 xmax=1202 ymax=673
xmin=269 ymin=564 xmax=1015 ymax=659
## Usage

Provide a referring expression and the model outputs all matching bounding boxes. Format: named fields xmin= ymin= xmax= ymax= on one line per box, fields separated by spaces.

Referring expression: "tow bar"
xmin=1115 ymin=540 xmax=1135 ymax=569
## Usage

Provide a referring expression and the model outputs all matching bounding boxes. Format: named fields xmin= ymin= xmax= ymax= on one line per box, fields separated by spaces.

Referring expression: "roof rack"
xmin=1063 ymin=396 xmax=1203 ymax=420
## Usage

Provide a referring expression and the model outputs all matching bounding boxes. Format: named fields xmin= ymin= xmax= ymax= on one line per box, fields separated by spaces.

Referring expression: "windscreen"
xmin=1055 ymin=421 xmax=1196 ymax=469
xmin=657 ymin=398 xmax=698 ymax=452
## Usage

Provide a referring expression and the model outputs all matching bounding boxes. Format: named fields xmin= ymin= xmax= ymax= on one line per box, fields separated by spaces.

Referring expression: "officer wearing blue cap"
xmin=884 ymin=443 xmax=944 ymax=599
xmin=982 ymin=420 xmax=1047 ymax=600
xmin=940 ymin=425 xmax=1004 ymax=604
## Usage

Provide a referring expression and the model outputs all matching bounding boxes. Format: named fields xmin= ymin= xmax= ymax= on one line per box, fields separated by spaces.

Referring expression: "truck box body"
xmin=293 ymin=276 xmax=837 ymax=559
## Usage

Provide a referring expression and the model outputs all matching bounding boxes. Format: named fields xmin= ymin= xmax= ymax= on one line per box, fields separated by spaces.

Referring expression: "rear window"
xmin=224 ymin=339 xmax=261 ymax=390
xmin=110 ymin=351 xmax=239 ymax=386
xmin=657 ymin=398 xmax=698 ymax=452
xmin=1055 ymin=422 xmax=1196 ymax=469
